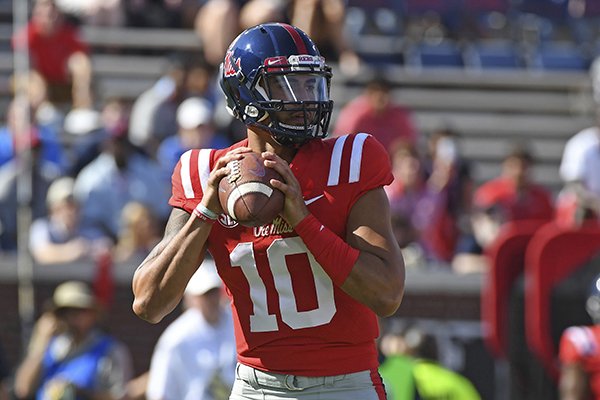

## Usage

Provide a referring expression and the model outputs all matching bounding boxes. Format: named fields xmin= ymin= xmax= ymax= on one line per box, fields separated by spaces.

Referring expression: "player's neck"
xmin=247 ymin=128 xmax=297 ymax=163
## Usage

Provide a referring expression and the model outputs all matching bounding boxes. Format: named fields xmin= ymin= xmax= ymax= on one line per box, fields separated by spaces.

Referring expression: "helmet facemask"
xmin=245 ymin=57 xmax=333 ymax=146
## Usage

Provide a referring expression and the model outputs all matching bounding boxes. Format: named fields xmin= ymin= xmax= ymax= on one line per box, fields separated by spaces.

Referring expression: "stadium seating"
xmin=481 ymin=219 xmax=547 ymax=357
xmin=465 ymin=39 xmax=523 ymax=70
xmin=406 ymin=40 xmax=465 ymax=68
xmin=524 ymin=221 xmax=600 ymax=378
xmin=530 ymin=41 xmax=590 ymax=71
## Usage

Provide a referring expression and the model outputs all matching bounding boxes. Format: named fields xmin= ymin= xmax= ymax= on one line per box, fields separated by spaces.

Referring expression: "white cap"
xmin=63 ymin=108 xmax=102 ymax=136
xmin=46 ymin=177 xmax=76 ymax=208
xmin=53 ymin=281 xmax=97 ymax=310
xmin=177 ymin=97 xmax=212 ymax=130
xmin=185 ymin=258 xmax=222 ymax=296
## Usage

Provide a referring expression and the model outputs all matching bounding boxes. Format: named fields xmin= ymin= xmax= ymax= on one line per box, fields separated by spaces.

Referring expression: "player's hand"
xmin=262 ymin=151 xmax=309 ymax=227
xmin=201 ymin=147 xmax=253 ymax=214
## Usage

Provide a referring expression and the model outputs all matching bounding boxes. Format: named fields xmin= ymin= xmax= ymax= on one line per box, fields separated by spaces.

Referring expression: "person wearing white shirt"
xmin=559 ymin=126 xmax=600 ymax=183
xmin=146 ymin=258 xmax=236 ymax=400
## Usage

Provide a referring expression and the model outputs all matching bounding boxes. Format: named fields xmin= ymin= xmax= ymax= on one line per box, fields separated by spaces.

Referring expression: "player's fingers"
xmin=269 ymin=177 xmax=290 ymax=194
xmin=207 ymin=166 xmax=230 ymax=187
xmin=214 ymin=149 xmax=247 ymax=169
xmin=262 ymin=153 xmax=295 ymax=182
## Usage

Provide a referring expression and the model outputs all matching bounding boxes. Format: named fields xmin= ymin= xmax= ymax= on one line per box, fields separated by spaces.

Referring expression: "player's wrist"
xmin=193 ymin=203 xmax=219 ymax=224
xmin=294 ymin=214 xmax=360 ymax=286
xmin=293 ymin=212 xmax=314 ymax=230
xmin=287 ymin=207 xmax=310 ymax=228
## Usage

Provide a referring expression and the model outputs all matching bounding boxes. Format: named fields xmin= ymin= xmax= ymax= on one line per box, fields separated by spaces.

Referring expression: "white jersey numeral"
xmin=230 ymin=238 xmax=336 ymax=333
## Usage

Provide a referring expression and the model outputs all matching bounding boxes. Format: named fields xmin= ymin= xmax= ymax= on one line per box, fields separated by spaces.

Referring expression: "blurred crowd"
xmin=2 ymin=0 xmax=600 ymax=399
xmin=3 ymin=0 xmax=600 ymax=274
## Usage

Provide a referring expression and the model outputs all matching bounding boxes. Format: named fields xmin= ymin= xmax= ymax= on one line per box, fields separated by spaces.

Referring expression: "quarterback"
xmin=132 ymin=23 xmax=405 ymax=399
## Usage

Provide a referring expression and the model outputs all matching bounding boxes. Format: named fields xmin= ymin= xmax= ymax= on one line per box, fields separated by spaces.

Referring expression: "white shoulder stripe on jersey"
xmin=327 ymin=135 xmax=348 ymax=186
xmin=198 ymin=148 xmax=212 ymax=195
xmin=180 ymin=150 xmax=194 ymax=199
xmin=349 ymin=133 xmax=369 ymax=183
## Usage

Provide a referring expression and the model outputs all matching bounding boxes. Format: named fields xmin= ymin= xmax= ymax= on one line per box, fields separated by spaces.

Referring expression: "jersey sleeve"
xmin=359 ymin=134 xmax=394 ymax=189
xmin=169 ymin=149 xmax=213 ymax=214
xmin=347 ymin=133 xmax=393 ymax=208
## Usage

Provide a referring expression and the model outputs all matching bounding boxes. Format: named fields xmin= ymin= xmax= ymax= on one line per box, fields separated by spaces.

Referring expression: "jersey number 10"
xmin=230 ymin=237 xmax=337 ymax=332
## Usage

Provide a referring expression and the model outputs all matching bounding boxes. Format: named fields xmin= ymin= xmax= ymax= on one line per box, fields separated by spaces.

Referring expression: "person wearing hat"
xmin=146 ymin=258 xmax=236 ymax=400
xmin=28 ymin=176 xmax=93 ymax=265
xmin=156 ymin=96 xmax=231 ymax=175
xmin=14 ymin=281 xmax=133 ymax=400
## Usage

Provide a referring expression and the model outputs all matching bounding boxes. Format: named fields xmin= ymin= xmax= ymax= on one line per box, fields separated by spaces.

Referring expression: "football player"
xmin=132 ymin=23 xmax=405 ymax=400
xmin=559 ymin=273 xmax=600 ymax=400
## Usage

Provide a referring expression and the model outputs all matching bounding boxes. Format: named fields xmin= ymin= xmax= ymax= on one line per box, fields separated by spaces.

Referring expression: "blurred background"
xmin=2 ymin=0 xmax=600 ymax=399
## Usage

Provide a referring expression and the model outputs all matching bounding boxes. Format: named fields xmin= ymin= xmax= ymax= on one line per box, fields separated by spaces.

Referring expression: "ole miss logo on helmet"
xmin=224 ymin=51 xmax=241 ymax=78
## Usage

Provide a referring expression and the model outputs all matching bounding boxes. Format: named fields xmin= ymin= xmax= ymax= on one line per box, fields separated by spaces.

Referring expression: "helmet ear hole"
xmin=245 ymin=105 xmax=259 ymax=118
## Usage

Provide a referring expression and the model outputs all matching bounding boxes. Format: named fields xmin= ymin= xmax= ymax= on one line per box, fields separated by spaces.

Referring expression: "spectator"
xmin=12 ymin=0 xmax=93 ymax=108
xmin=424 ymin=127 xmax=473 ymax=220
xmin=239 ymin=0 xmax=287 ymax=31
xmin=55 ymin=0 xmax=126 ymax=27
xmin=559 ymin=273 xmax=600 ymax=400
xmin=113 ymin=201 xmax=162 ymax=264
xmin=453 ymin=144 xmax=554 ymax=273
xmin=13 ymin=281 xmax=133 ymax=400
xmin=66 ymin=97 xmax=129 ymax=177
xmin=555 ymin=59 xmax=600 ymax=227
xmin=386 ymin=141 xmax=453 ymax=265
xmin=29 ymin=176 xmax=94 ymax=265
xmin=289 ymin=0 xmax=361 ymax=75
xmin=333 ymin=76 xmax=418 ymax=152
xmin=473 ymin=144 xmax=554 ymax=222
xmin=129 ymin=53 xmax=187 ymax=152
xmin=423 ymin=127 xmax=473 ymax=262
xmin=559 ymin=121 xmax=599 ymax=186
xmin=239 ymin=0 xmax=362 ymax=77
xmin=73 ymin=125 xmax=171 ymax=242
xmin=390 ymin=212 xmax=427 ymax=270
xmin=193 ymin=0 xmax=241 ymax=67
xmin=0 ymin=117 xmax=62 ymax=251
xmin=379 ymin=326 xmax=481 ymax=400
xmin=11 ymin=70 xmax=64 ymax=133
xmin=125 ymin=0 xmax=185 ymax=28
xmin=184 ymin=56 xmax=219 ymax=103
xmin=148 ymin=63 xmax=197 ymax=157
xmin=0 ymin=99 xmax=64 ymax=171
xmin=146 ymin=258 xmax=236 ymax=400
xmin=157 ymin=97 xmax=230 ymax=173
xmin=556 ymin=110 xmax=600 ymax=227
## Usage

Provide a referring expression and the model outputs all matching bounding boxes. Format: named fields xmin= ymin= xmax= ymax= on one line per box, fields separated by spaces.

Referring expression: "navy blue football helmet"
xmin=219 ymin=23 xmax=333 ymax=146
xmin=587 ymin=273 xmax=600 ymax=323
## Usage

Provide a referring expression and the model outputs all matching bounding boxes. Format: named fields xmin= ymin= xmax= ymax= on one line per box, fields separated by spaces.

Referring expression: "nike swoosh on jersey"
xmin=304 ymin=194 xmax=324 ymax=205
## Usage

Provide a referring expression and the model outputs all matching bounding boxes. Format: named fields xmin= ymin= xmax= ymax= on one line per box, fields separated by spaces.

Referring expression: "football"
xmin=218 ymin=152 xmax=285 ymax=227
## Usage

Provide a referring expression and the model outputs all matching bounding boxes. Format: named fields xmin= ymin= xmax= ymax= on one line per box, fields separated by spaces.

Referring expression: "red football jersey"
xmin=170 ymin=133 xmax=393 ymax=376
xmin=559 ymin=325 xmax=600 ymax=399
